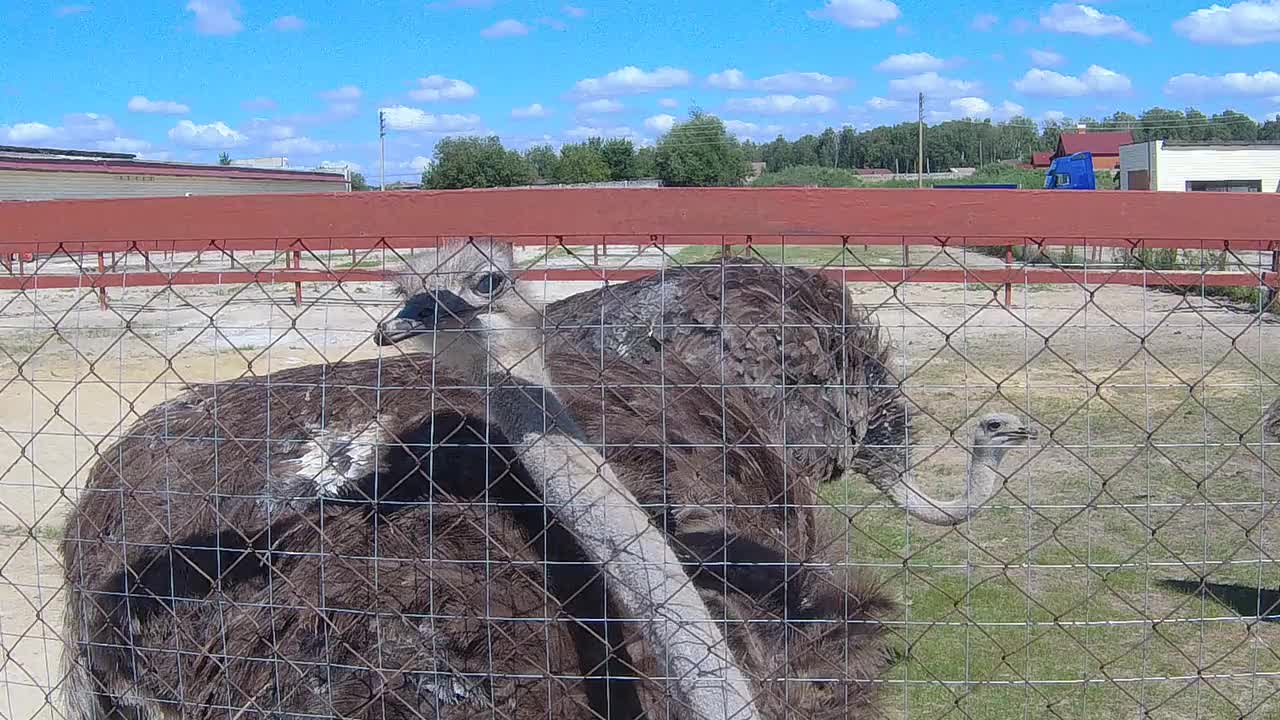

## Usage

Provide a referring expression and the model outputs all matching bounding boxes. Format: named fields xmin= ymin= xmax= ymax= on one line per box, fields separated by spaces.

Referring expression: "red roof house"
xmin=1031 ymin=151 xmax=1052 ymax=168
xmin=1053 ymin=129 xmax=1133 ymax=169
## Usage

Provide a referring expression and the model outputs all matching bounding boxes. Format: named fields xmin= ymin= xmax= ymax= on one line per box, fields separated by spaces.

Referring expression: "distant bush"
xmin=751 ymin=165 xmax=864 ymax=187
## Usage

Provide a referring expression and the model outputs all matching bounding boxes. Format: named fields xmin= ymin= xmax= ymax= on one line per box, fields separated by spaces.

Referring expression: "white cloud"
xmin=1174 ymin=1 xmax=1280 ymax=45
xmin=271 ymin=15 xmax=304 ymax=31
xmin=1 ymin=123 xmax=58 ymax=144
xmin=926 ymin=97 xmax=1026 ymax=122
xmin=1027 ymin=49 xmax=1065 ymax=67
xmin=658 ymin=97 xmax=679 ymax=108
xmin=95 ymin=137 xmax=151 ymax=153
xmin=242 ymin=118 xmax=296 ymax=140
xmin=563 ymin=4 xmax=586 ymax=17
xmin=320 ymin=85 xmax=362 ymax=102
xmin=970 ymin=12 xmax=999 ymax=31
xmin=269 ymin=137 xmax=334 ymax=155
xmin=874 ymin=52 xmax=947 ymax=73
xmin=573 ymin=66 xmax=692 ymax=97
xmin=511 ymin=103 xmax=551 ymax=118
xmin=379 ymin=106 xmax=483 ymax=132
xmin=756 ymin=72 xmax=851 ymax=93
xmin=644 ymin=113 xmax=677 ymax=133
xmin=807 ymin=0 xmax=901 ymax=29
xmin=866 ymin=96 xmax=905 ymax=111
xmin=185 ymin=0 xmax=242 ymax=35
xmin=1043 ymin=110 xmax=1067 ymax=122
xmin=168 ymin=120 xmax=248 ymax=149
xmin=127 ymin=95 xmax=190 ymax=115
xmin=401 ymin=156 xmax=432 ymax=172
xmin=1165 ymin=71 xmax=1280 ymax=97
xmin=948 ymin=97 xmax=994 ymax=118
xmin=409 ymin=75 xmax=477 ymax=102
xmin=480 ymin=19 xmax=530 ymax=38
xmin=63 ymin=112 xmax=118 ymax=140
xmin=722 ymin=119 xmax=785 ymax=139
xmin=577 ymin=98 xmax=625 ymax=113
xmin=55 ymin=5 xmax=92 ymax=16
xmin=0 ymin=113 xmax=120 ymax=146
xmin=888 ymin=72 xmax=980 ymax=99
xmin=708 ymin=69 xmax=750 ymax=90
xmin=564 ymin=125 xmax=639 ymax=140
xmin=1013 ymin=65 xmax=1131 ymax=96
xmin=707 ymin=70 xmax=851 ymax=93
xmin=724 ymin=94 xmax=838 ymax=114
xmin=1039 ymin=3 xmax=1149 ymax=42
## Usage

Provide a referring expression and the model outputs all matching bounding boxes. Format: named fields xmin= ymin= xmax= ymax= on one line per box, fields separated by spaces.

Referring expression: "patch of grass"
xmin=670 ymin=243 xmax=902 ymax=268
xmin=751 ymin=165 xmax=866 ymax=188
xmin=818 ymin=348 xmax=1280 ymax=719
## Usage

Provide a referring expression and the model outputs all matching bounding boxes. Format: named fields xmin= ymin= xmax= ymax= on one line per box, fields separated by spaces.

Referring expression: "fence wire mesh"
xmin=0 ymin=229 xmax=1278 ymax=720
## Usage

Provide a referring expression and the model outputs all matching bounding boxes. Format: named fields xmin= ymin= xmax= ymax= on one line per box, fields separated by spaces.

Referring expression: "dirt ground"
xmin=0 ymin=245 xmax=1277 ymax=719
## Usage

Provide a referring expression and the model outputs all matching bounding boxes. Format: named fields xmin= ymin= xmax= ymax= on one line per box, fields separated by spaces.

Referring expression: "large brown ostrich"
xmin=371 ymin=237 xmax=758 ymax=720
xmin=59 ymin=352 xmax=902 ymax=720
xmin=378 ymin=242 xmax=1039 ymax=525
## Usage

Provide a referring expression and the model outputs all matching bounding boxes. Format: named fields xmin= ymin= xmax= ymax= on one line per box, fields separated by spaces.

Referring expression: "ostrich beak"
xmin=997 ymin=425 xmax=1039 ymax=443
xmin=374 ymin=291 xmax=476 ymax=346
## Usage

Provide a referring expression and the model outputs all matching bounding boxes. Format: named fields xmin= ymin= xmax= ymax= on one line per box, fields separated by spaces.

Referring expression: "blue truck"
xmin=1043 ymin=151 xmax=1097 ymax=190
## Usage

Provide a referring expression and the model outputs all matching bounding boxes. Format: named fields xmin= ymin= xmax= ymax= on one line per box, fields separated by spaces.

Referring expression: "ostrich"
xmin=60 ymin=349 xmax=899 ymax=720
xmin=377 ymin=240 xmax=1039 ymax=526
xmin=1158 ymin=397 xmax=1280 ymax=621
xmin=378 ymin=237 xmax=760 ymax=720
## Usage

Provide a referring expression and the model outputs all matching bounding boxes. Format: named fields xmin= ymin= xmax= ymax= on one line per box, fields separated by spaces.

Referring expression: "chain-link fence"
xmin=1 ymin=189 xmax=1278 ymax=720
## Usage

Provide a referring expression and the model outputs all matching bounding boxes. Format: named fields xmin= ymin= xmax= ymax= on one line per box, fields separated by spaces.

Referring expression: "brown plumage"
xmin=60 ymin=350 xmax=897 ymax=720
xmin=382 ymin=249 xmax=1037 ymax=526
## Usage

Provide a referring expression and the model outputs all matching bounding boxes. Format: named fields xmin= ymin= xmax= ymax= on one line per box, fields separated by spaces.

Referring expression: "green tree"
xmin=633 ymin=146 xmax=658 ymax=178
xmin=600 ymin=138 xmax=639 ymax=180
xmin=218 ymin=152 xmax=232 ymax=165
xmin=553 ymin=141 xmax=611 ymax=183
xmin=1260 ymin=118 xmax=1280 ymax=141
xmin=523 ymin=144 xmax=559 ymax=181
xmin=349 ymin=172 xmax=370 ymax=191
xmin=422 ymin=135 xmax=534 ymax=189
xmin=655 ymin=112 xmax=749 ymax=186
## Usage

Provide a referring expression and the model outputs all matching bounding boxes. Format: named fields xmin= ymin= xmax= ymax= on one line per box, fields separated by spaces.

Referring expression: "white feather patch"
xmin=286 ymin=420 xmax=387 ymax=496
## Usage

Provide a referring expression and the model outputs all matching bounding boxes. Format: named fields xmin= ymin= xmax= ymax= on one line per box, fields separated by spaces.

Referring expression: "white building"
xmin=0 ymin=145 xmax=351 ymax=201
xmin=1118 ymin=140 xmax=1280 ymax=192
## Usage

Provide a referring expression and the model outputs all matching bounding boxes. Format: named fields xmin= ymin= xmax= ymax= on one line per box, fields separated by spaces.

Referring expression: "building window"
xmin=1186 ymin=180 xmax=1262 ymax=192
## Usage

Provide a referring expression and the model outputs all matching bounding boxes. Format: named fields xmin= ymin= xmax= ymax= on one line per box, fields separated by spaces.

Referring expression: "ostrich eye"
xmin=985 ymin=420 xmax=1002 ymax=432
xmin=471 ymin=272 xmax=506 ymax=297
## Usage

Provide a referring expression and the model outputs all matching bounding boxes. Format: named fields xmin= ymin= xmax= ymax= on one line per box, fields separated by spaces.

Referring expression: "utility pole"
xmin=917 ymin=92 xmax=924 ymax=188
xmin=378 ymin=110 xmax=386 ymax=191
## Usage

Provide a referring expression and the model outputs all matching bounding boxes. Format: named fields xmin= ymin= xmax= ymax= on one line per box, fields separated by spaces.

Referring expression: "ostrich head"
xmin=870 ymin=410 xmax=1039 ymax=526
xmin=374 ymin=237 xmax=543 ymax=381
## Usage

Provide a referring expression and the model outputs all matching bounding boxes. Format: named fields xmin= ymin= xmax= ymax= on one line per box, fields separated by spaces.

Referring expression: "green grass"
xmin=669 ymin=243 xmax=903 ymax=268
xmin=817 ymin=348 xmax=1280 ymax=719
xmin=751 ymin=165 xmax=866 ymax=188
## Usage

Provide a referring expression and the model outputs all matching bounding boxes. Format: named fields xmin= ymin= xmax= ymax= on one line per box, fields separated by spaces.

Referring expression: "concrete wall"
xmin=0 ymin=169 xmax=349 ymax=201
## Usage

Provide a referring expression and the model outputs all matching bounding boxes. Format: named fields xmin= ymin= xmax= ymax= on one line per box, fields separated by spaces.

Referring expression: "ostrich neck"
xmin=477 ymin=335 xmax=759 ymax=720
xmin=873 ymin=443 xmax=1005 ymax=526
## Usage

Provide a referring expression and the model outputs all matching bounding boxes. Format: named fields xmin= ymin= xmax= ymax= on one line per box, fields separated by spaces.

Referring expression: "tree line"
xmin=415 ymin=106 xmax=1280 ymax=189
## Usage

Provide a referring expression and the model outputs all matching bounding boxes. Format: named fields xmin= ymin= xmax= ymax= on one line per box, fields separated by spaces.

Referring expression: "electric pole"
xmin=379 ymin=110 xmax=386 ymax=191
xmin=917 ymin=92 xmax=924 ymax=188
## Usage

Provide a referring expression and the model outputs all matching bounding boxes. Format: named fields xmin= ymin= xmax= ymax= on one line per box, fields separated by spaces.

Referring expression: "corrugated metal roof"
xmin=0 ymin=155 xmax=348 ymax=182
xmin=1058 ymin=131 xmax=1133 ymax=156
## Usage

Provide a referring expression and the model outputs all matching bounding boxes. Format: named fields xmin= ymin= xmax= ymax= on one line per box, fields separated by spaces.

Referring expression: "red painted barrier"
xmin=1 ymin=189 xmax=1276 ymax=308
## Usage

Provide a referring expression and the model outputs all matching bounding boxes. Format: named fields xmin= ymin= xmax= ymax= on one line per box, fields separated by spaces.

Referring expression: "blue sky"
xmin=3 ymin=0 xmax=1279 ymax=182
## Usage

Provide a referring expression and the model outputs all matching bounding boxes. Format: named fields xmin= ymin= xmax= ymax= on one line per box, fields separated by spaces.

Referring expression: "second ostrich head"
xmin=375 ymin=237 xmax=543 ymax=382
xmin=866 ymin=411 xmax=1039 ymax=526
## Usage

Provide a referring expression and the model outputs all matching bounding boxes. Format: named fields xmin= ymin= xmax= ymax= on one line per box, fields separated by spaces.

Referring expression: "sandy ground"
xmin=0 ymin=245 xmax=1277 ymax=719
